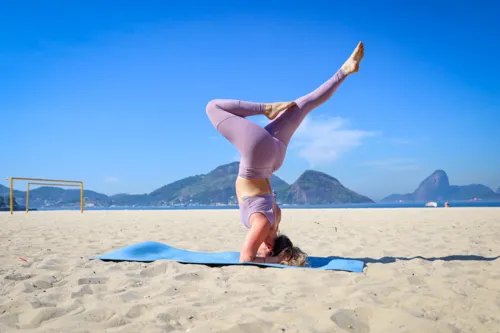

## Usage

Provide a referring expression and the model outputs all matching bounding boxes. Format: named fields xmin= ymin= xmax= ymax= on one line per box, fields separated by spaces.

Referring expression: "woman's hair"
xmin=271 ymin=233 xmax=308 ymax=267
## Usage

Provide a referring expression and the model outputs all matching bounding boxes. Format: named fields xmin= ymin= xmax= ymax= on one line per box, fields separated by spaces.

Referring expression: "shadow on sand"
xmin=314 ymin=254 xmax=500 ymax=266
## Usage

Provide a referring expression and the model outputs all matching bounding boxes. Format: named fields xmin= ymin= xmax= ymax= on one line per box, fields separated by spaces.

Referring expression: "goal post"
xmin=26 ymin=182 xmax=83 ymax=213
xmin=5 ymin=177 xmax=84 ymax=215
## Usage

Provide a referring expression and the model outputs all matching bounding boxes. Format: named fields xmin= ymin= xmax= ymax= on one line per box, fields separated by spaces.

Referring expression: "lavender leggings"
xmin=206 ymin=68 xmax=348 ymax=180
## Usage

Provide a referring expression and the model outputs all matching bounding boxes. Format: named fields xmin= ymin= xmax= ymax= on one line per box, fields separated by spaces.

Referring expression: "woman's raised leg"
xmin=265 ymin=42 xmax=364 ymax=146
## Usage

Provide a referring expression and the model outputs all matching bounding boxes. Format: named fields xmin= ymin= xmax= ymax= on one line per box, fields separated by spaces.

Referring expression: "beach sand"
xmin=1 ymin=208 xmax=499 ymax=333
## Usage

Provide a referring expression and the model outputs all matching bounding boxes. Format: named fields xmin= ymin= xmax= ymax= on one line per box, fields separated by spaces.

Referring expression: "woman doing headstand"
xmin=206 ymin=42 xmax=365 ymax=266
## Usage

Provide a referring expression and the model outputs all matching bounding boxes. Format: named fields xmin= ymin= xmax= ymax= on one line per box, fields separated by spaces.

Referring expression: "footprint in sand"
xmin=407 ymin=275 xmax=425 ymax=286
xmin=78 ymin=308 xmax=132 ymax=329
xmin=161 ymin=286 xmax=180 ymax=297
xmin=36 ymin=291 xmax=69 ymax=303
xmin=71 ymin=285 xmax=94 ymax=298
xmin=156 ymin=312 xmax=180 ymax=325
xmin=261 ymin=306 xmax=281 ymax=312
xmin=125 ymin=303 xmax=154 ymax=319
xmin=220 ymin=321 xmax=274 ymax=333
xmin=98 ymin=315 xmax=131 ymax=332
xmin=330 ymin=309 xmax=370 ymax=333
xmin=0 ymin=312 xmax=20 ymax=330
xmin=4 ymin=272 xmax=34 ymax=281
xmin=116 ymin=290 xmax=142 ymax=302
xmin=18 ymin=307 xmax=68 ymax=329
xmin=81 ymin=307 xmax=116 ymax=323
xmin=156 ymin=312 xmax=184 ymax=332
xmin=0 ymin=299 xmax=25 ymax=325
xmin=77 ymin=277 xmax=109 ymax=285
xmin=32 ymin=275 xmax=60 ymax=290
xmin=124 ymin=278 xmax=148 ymax=288
xmin=36 ymin=258 xmax=64 ymax=272
xmin=18 ymin=282 xmax=38 ymax=294
xmin=29 ymin=299 xmax=56 ymax=309
xmin=161 ymin=307 xmax=197 ymax=327
xmin=139 ymin=262 xmax=171 ymax=277
xmin=173 ymin=272 xmax=203 ymax=282
xmin=336 ymin=306 xmax=462 ymax=333
xmin=142 ymin=325 xmax=176 ymax=333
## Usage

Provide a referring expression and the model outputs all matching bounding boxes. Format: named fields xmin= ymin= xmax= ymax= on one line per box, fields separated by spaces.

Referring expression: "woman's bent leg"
xmin=206 ymin=99 xmax=267 ymax=127
xmin=206 ymin=99 xmax=277 ymax=161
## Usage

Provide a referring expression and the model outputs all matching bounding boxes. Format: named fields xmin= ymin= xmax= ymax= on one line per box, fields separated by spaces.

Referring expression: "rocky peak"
xmin=412 ymin=169 xmax=450 ymax=201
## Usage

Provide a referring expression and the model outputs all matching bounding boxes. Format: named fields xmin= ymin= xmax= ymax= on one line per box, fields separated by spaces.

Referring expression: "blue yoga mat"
xmin=95 ymin=241 xmax=365 ymax=272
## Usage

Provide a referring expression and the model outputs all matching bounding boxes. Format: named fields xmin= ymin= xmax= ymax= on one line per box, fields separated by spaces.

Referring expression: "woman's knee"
xmin=205 ymin=99 xmax=221 ymax=116
xmin=205 ymin=99 xmax=227 ymax=127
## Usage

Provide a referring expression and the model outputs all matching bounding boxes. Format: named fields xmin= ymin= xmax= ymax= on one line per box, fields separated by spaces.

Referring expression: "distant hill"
xmin=380 ymin=193 xmax=414 ymax=203
xmin=497 ymin=187 xmax=500 ymax=194
xmin=381 ymin=170 xmax=500 ymax=202
xmin=0 ymin=183 xmax=111 ymax=208
xmin=1 ymin=162 xmax=373 ymax=208
xmin=148 ymin=162 xmax=289 ymax=205
xmin=0 ymin=184 xmax=24 ymax=197
xmin=278 ymin=170 xmax=374 ymax=204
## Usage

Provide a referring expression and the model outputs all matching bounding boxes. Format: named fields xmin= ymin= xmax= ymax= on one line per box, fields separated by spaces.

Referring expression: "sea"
xmin=36 ymin=200 xmax=500 ymax=211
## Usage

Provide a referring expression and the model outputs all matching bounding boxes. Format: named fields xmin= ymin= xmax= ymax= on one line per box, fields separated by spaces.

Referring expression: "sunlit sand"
xmin=1 ymin=208 xmax=499 ymax=332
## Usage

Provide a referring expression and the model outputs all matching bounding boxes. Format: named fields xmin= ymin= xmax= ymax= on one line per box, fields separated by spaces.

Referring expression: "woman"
xmin=206 ymin=42 xmax=364 ymax=266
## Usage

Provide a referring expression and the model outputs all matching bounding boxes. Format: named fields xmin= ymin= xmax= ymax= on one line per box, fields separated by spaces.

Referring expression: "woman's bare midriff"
xmin=236 ymin=176 xmax=281 ymax=257
xmin=235 ymin=176 xmax=273 ymax=202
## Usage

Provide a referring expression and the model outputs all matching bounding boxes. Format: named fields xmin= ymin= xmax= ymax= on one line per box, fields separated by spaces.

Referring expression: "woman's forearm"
xmin=240 ymin=255 xmax=282 ymax=264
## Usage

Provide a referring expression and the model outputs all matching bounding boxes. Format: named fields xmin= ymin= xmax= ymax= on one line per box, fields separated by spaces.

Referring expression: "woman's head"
xmin=271 ymin=233 xmax=308 ymax=267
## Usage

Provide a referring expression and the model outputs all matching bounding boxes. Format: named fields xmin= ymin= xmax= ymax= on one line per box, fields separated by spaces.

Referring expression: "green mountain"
xmin=381 ymin=170 xmax=500 ymax=202
xmin=31 ymin=186 xmax=110 ymax=205
xmin=1 ymin=162 xmax=373 ymax=208
xmin=0 ymin=184 xmax=24 ymax=197
xmin=108 ymin=193 xmax=151 ymax=206
xmin=110 ymin=162 xmax=289 ymax=206
xmin=0 ymin=185 xmax=24 ymax=211
xmin=279 ymin=170 xmax=374 ymax=204
xmin=0 ymin=183 xmax=111 ymax=208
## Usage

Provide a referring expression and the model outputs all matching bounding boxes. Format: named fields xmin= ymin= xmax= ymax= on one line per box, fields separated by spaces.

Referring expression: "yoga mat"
xmin=95 ymin=241 xmax=365 ymax=272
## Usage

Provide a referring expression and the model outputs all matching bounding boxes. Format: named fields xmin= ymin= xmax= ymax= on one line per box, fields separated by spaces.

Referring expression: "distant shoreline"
xmin=5 ymin=200 xmax=498 ymax=212
xmin=0 ymin=206 xmax=37 ymax=212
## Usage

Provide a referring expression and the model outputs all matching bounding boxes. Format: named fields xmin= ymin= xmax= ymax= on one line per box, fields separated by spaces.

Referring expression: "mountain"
xmin=108 ymin=194 xmax=152 ymax=206
xmin=0 ymin=184 xmax=24 ymax=197
xmin=497 ymin=187 xmax=500 ymax=194
xmin=148 ymin=162 xmax=289 ymax=205
xmin=0 ymin=185 xmax=25 ymax=211
xmin=378 ymin=193 xmax=414 ymax=203
xmin=381 ymin=170 xmax=500 ymax=202
xmin=28 ymin=187 xmax=111 ymax=207
xmin=1 ymin=162 xmax=373 ymax=208
xmin=279 ymin=170 xmax=374 ymax=204
xmin=0 ymin=183 xmax=111 ymax=208
xmin=412 ymin=169 xmax=450 ymax=201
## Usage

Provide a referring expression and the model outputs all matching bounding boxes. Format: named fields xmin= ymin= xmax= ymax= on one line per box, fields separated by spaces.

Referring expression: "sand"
xmin=1 ymin=208 xmax=499 ymax=333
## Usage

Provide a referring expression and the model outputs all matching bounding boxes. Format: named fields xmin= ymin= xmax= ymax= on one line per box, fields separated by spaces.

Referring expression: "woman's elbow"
xmin=239 ymin=255 xmax=251 ymax=263
xmin=239 ymin=251 xmax=255 ymax=263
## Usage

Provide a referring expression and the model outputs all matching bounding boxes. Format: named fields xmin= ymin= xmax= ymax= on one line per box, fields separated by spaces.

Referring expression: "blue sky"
xmin=1 ymin=0 xmax=499 ymax=200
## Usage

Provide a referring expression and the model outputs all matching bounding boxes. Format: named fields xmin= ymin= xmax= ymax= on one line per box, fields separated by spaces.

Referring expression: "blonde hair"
xmin=272 ymin=233 xmax=309 ymax=267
